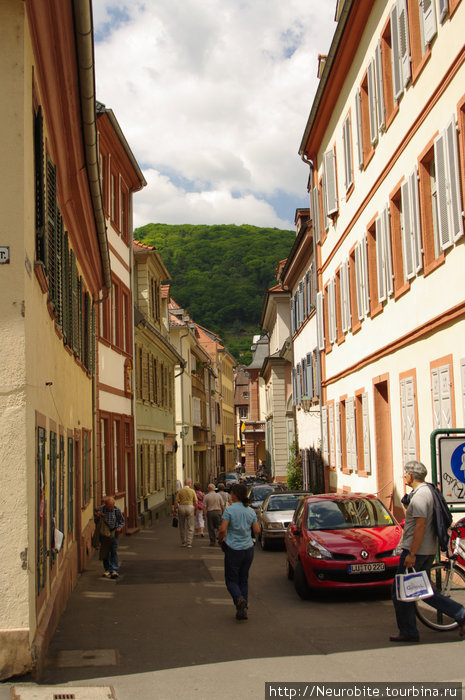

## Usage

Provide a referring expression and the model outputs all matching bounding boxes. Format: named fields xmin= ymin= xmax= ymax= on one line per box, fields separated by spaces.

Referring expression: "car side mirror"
xmin=291 ymin=524 xmax=299 ymax=536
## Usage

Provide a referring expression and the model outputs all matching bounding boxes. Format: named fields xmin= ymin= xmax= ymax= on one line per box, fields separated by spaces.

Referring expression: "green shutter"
xmin=46 ymin=157 xmax=57 ymax=303
xmin=71 ymin=251 xmax=79 ymax=355
xmin=62 ymin=232 xmax=70 ymax=344
xmin=37 ymin=427 xmax=47 ymax=591
xmin=67 ymin=437 xmax=74 ymax=534
xmin=91 ymin=302 xmax=95 ymax=377
xmin=34 ymin=107 xmax=46 ymax=268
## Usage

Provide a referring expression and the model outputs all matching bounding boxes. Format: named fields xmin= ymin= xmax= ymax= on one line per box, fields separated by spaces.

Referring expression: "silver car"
xmin=257 ymin=492 xmax=311 ymax=550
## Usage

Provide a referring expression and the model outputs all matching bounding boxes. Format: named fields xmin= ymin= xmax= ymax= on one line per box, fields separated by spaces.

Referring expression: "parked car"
xmin=257 ymin=492 xmax=311 ymax=550
xmin=215 ymin=472 xmax=239 ymax=492
xmin=247 ymin=482 xmax=287 ymax=510
xmin=285 ymin=493 xmax=402 ymax=598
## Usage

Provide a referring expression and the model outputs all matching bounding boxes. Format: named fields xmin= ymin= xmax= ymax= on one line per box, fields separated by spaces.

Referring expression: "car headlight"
xmin=306 ymin=538 xmax=333 ymax=559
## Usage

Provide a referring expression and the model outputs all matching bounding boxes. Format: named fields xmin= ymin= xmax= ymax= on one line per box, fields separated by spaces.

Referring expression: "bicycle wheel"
xmin=415 ymin=563 xmax=465 ymax=631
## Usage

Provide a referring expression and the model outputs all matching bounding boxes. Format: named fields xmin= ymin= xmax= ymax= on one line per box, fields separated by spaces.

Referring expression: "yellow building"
xmin=0 ymin=0 xmax=109 ymax=679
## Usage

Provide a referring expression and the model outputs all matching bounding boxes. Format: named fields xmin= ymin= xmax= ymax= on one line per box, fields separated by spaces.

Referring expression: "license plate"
xmin=348 ymin=562 xmax=386 ymax=574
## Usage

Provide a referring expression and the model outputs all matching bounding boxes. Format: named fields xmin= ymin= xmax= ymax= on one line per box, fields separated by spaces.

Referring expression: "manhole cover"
xmin=54 ymin=649 xmax=118 ymax=668
xmin=11 ymin=686 xmax=117 ymax=700
xmin=116 ymin=559 xmax=213 ymax=584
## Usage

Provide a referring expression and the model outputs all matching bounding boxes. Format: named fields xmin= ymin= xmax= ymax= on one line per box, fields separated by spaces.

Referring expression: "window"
xmin=321 ymin=406 xmax=329 ymax=463
xmin=340 ymin=259 xmax=351 ymax=333
xmin=431 ymin=359 xmax=454 ymax=428
xmin=49 ymin=429 xmax=57 ymax=568
xmin=323 ymin=147 xmax=338 ymax=217
xmin=37 ymin=424 xmax=47 ymax=592
xmin=380 ymin=20 xmax=397 ymax=128
xmin=345 ymin=397 xmax=357 ymax=472
xmin=101 ymin=417 xmax=110 ymax=496
xmin=342 ymin=113 xmax=354 ymax=193
xmin=327 ymin=278 xmax=337 ymax=345
xmin=375 ymin=206 xmax=394 ymax=303
xmin=328 ymin=403 xmax=336 ymax=467
xmin=82 ymin=430 xmax=91 ymax=506
xmin=390 ymin=0 xmax=411 ymax=102
xmin=311 ymin=183 xmax=322 ymax=244
xmin=355 ymin=236 xmax=370 ymax=320
xmin=239 ymin=407 xmax=248 ymax=419
xmin=389 ymin=183 xmax=410 ymax=297
xmin=355 ymin=392 xmax=371 ymax=475
xmin=400 ymin=169 xmax=423 ymax=281
xmin=67 ymin=436 xmax=74 ymax=534
xmin=34 ymin=106 xmax=47 ymax=269
xmin=316 ymin=291 xmax=325 ymax=351
xmin=433 ymin=118 xmax=464 ymax=250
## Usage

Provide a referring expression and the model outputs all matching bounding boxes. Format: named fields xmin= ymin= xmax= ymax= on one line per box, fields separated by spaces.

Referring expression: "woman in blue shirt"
xmin=218 ymin=483 xmax=260 ymax=620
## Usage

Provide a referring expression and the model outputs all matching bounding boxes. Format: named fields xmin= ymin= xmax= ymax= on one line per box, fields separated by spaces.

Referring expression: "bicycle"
xmin=415 ymin=522 xmax=465 ymax=631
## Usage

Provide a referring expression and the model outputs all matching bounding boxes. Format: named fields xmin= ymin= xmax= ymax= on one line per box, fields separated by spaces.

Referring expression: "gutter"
xmin=72 ymin=0 xmax=112 ymax=297
xmin=298 ymin=0 xmax=353 ymax=157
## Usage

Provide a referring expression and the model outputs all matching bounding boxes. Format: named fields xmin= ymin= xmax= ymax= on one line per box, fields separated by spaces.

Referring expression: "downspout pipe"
xmin=72 ymin=0 xmax=112 ymax=298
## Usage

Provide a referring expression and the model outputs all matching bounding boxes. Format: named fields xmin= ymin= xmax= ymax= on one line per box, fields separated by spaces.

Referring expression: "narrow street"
xmin=4 ymin=516 xmax=464 ymax=699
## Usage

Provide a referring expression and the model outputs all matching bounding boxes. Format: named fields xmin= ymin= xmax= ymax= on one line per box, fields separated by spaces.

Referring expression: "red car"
xmin=285 ymin=493 xmax=402 ymax=598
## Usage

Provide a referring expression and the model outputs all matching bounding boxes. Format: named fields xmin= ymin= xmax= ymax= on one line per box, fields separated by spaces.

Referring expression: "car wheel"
xmin=260 ymin=530 xmax=269 ymax=550
xmin=286 ymin=558 xmax=294 ymax=580
xmin=294 ymin=560 xmax=311 ymax=600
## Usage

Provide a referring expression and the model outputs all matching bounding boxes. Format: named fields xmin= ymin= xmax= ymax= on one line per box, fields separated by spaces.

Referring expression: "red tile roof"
xmin=133 ymin=239 xmax=157 ymax=252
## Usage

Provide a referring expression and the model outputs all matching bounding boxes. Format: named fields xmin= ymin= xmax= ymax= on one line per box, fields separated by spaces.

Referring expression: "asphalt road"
xmin=4 ymin=516 xmax=464 ymax=699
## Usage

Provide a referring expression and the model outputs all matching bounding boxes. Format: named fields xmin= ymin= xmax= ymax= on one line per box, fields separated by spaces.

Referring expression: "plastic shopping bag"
xmin=395 ymin=568 xmax=434 ymax=602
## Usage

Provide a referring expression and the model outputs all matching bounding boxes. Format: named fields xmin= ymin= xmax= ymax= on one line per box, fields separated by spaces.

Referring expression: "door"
xmin=373 ymin=380 xmax=396 ymax=516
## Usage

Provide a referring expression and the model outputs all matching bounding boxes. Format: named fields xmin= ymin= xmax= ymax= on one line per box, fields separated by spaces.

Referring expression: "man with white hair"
xmin=203 ymin=483 xmax=225 ymax=546
xmin=94 ymin=496 xmax=124 ymax=579
xmin=173 ymin=479 xmax=198 ymax=548
xmin=390 ymin=460 xmax=465 ymax=642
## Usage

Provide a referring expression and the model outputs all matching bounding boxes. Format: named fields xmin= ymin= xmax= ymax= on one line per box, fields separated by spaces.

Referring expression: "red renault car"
xmin=285 ymin=493 xmax=402 ymax=598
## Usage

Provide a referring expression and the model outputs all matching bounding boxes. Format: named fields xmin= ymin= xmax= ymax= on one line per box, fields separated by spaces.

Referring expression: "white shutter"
xmin=290 ymin=298 xmax=295 ymax=335
xmin=390 ymin=3 xmax=403 ymax=101
xmin=445 ymin=119 xmax=464 ymax=243
xmin=324 ymin=148 xmax=338 ymax=216
xmin=460 ymin=358 xmax=465 ymax=426
xmin=343 ymin=114 xmax=353 ymax=191
xmin=409 ymin=169 xmax=423 ymax=273
xmin=432 ymin=365 xmax=453 ymax=428
xmin=316 ymin=291 xmax=325 ymax=351
xmin=355 ymin=88 xmax=364 ymax=169
xmin=312 ymin=187 xmax=321 ymax=244
xmin=355 ymin=243 xmax=363 ymax=320
xmin=431 ymin=368 xmax=441 ymax=429
xmin=321 ymin=406 xmax=329 ymax=463
xmin=438 ymin=0 xmax=448 ymax=23
xmin=296 ymin=363 xmax=302 ymax=405
xmin=421 ymin=0 xmax=437 ymax=45
xmin=345 ymin=397 xmax=357 ymax=472
xmin=376 ymin=215 xmax=386 ymax=303
xmin=328 ymin=278 xmax=336 ymax=344
xmin=383 ymin=206 xmax=394 ymax=296
xmin=401 ymin=377 xmax=417 ymax=465
xmin=375 ymin=41 xmax=385 ymax=132
xmin=401 ymin=180 xmax=415 ymax=279
xmin=298 ymin=281 xmax=304 ymax=326
xmin=306 ymin=353 xmax=313 ymax=398
xmin=434 ymin=131 xmax=452 ymax=250
xmin=292 ymin=368 xmax=297 ymax=406
xmin=329 ymin=404 xmax=335 ymax=467
xmin=362 ymin=392 xmax=371 ymax=474
xmin=367 ymin=58 xmax=378 ymax=146
xmin=361 ymin=235 xmax=370 ymax=316
xmin=341 ymin=259 xmax=351 ymax=331
xmin=398 ymin=0 xmax=411 ymax=88
xmin=335 ymin=402 xmax=342 ymax=469
xmin=355 ymin=237 xmax=369 ymax=319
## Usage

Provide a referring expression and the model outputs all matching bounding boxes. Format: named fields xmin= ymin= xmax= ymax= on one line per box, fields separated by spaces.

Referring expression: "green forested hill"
xmin=133 ymin=223 xmax=295 ymax=364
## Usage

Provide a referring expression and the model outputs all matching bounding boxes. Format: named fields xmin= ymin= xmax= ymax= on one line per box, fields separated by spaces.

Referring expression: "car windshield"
xmin=267 ymin=495 xmax=301 ymax=511
xmin=305 ymin=498 xmax=395 ymax=530
xmin=251 ymin=486 xmax=274 ymax=501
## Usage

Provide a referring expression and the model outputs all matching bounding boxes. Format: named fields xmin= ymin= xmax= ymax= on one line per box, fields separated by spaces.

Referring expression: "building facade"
xmin=301 ymin=0 xmax=465 ymax=517
xmin=0 ymin=0 xmax=109 ymax=678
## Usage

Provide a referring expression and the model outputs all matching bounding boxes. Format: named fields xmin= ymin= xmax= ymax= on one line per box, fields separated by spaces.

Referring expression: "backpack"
xmin=426 ymin=483 xmax=453 ymax=552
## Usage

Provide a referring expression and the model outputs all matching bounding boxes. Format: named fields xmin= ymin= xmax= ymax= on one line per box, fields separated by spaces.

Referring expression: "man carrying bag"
xmin=390 ymin=460 xmax=465 ymax=642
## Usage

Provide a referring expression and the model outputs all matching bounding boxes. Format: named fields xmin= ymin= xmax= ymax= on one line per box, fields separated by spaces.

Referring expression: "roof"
xmin=133 ymin=239 xmax=157 ymax=252
xmin=161 ymin=284 xmax=170 ymax=299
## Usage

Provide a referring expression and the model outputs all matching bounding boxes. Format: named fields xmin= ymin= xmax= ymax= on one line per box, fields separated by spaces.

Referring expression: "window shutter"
xmin=62 ymin=232 xmax=70 ymax=344
xmin=355 ymin=238 xmax=369 ymax=319
xmin=290 ymin=298 xmax=295 ymax=335
xmin=421 ymin=0 xmax=437 ymax=45
xmin=383 ymin=206 xmax=394 ymax=296
xmin=390 ymin=3 xmax=403 ymax=101
xmin=298 ymin=281 xmax=304 ymax=326
xmin=312 ymin=187 xmax=321 ymax=244
xmin=329 ymin=404 xmax=335 ymax=467
xmin=315 ymin=350 xmax=321 ymax=400
xmin=91 ymin=302 xmax=95 ymax=376
xmin=433 ymin=130 xmax=451 ymax=250
xmin=341 ymin=260 xmax=351 ymax=332
xmin=432 ymin=365 xmax=452 ymax=428
xmin=317 ymin=291 xmax=325 ymax=351
xmin=375 ymin=42 xmax=386 ymax=132
xmin=302 ymin=356 xmax=307 ymax=397
xmin=355 ymin=244 xmax=363 ymax=321
xmin=46 ymin=157 xmax=58 ymax=306
xmin=305 ymin=270 xmax=311 ymax=316
xmin=321 ymin=406 xmax=329 ymax=463
xmin=306 ymin=353 xmax=313 ymax=398
xmin=328 ymin=278 xmax=336 ymax=344
xmin=438 ymin=0 xmax=448 ymax=22
xmin=355 ymin=88 xmax=364 ymax=169
xmin=376 ymin=215 xmax=387 ymax=303
xmin=445 ymin=118 xmax=464 ymax=243
xmin=335 ymin=402 xmax=342 ymax=469
xmin=409 ymin=170 xmax=423 ymax=273
xmin=71 ymin=251 xmax=79 ymax=355
xmin=324 ymin=148 xmax=338 ymax=216
xmin=342 ymin=114 xmax=353 ymax=191
xmin=431 ymin=368 xmax=441 ymax=429
xmin=345 ymin=397 xmax=356 ymax=471
xmin=400 ymin=180 xmax=415 ymax=279
xmin=362 ymin=392 xmax=371 ymax=474
xmin=296 ymin=363 xmax=302 ymax=405
xmin=401 ymin=377 xmax=417 ymax=465
xmin=292 ymin=368 xmax=297 ymax=406
xmin=34 ymin=107 xmax=47 ymax=267
xmin=367 ymin=58 xmax=378 ymax=146
xmin=312 ymin=259 xmax=317 ymax=307
xmin=398 ymin=0 xmax=411 ymax=88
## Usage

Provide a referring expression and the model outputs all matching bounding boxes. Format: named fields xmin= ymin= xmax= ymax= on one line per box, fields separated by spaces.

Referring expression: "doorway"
xmin=373 ymin=379 xmax=396 ymax=516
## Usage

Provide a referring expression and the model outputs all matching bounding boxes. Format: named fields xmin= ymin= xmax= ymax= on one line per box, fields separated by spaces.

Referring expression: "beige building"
xmin=301 ymin=0 xmax=465 ymax=517
xmin=0 ymin=0 xmax=109 ymax=678
xmin=96 ymin=103 xmax=146 ymax=530
xmin=134 ymin=244 xmax=183 ymax=522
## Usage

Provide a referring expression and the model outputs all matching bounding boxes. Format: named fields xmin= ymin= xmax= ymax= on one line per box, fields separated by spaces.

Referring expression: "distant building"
xmin=242 ymin=336 xmax=269 ymax=474
xmin=234 ymin=367 xmax=250 ymax=465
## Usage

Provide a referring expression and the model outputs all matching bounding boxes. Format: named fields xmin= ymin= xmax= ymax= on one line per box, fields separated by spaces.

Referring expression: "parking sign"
xmin=438 ymin=437 xmax=465 ymax=505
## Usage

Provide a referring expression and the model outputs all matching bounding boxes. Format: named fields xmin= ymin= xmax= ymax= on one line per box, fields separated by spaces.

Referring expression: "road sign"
xmin=438 ymin=437 xmax=465 ymax=505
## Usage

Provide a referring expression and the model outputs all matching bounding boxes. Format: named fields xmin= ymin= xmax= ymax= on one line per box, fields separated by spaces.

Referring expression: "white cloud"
xmin=93 ymin=0 xmax=336 ymax=227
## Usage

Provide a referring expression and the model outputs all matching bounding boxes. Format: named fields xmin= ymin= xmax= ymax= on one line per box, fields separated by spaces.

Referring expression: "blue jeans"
xmin=224 ymin=544 xmax=254 ymax=605
xmin=392 ymin=549 xmax=465 ymax=638
xmin=103 ymin=534 xmax=119 ymax=573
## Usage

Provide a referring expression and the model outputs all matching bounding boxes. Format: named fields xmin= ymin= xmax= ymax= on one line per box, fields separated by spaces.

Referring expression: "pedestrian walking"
xmin=194 ymin=482 xmax=205 ymax=537
xmin=173 ymin=479 xmax=198 ymax=548
xmin=217 ymin=482 xmax=259 ymax=621
xmin=203 ymin=483 xmax=224 ymax=546
xmin=390 ymin=460 xmax=465 ymax=642
xmin=93 ymin=496 xmax=124 ymax=579
xmin=217 ymin=482 xmax=231 ymax=508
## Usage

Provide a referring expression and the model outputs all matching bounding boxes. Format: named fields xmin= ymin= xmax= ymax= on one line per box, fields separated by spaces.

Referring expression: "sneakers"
xmin=110 ymin=572 xmax=119 ymax=579
xmin=102 ymin=571 xmax=111 ymax=578
xmin=236 ymin=597 xmax=248 ymax=620
xmin=187 ymin=544 xmax=192 ymax=548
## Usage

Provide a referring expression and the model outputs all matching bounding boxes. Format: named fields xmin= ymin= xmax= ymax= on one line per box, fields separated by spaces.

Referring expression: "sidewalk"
xmin=2 ymin=516 xmax=464 ymax=700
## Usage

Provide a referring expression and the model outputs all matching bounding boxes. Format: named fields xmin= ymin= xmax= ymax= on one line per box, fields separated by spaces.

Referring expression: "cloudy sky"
xmin=92 ymin=1 xmax=336 ymax=230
